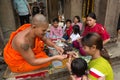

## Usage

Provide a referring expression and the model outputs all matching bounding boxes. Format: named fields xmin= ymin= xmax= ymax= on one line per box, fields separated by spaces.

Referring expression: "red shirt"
xmin=82 ymin=23 xmax=110 ymax=40
xmin=65 ymin=25 xmax=73 ymax=37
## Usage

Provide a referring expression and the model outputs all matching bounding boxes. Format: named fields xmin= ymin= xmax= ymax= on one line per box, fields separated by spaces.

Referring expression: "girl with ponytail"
xmin=81 ymin=32 xmax=113 ymax=80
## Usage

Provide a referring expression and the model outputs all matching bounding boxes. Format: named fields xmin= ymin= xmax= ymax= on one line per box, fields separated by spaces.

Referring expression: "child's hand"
xmin=76 ymin=37 xmax=81 ymax=42
xmin=72 ymin=52 xmax=79 ymax=58
xmin=76 ymin=36 xmax=83 ymax=42
xmin=66 ymin=56 xmax=72 ymax=71
xmin=67 ymin=51 xmax=79 ymax=58
xmin=55 ymin=55 xmax=67 ymax=61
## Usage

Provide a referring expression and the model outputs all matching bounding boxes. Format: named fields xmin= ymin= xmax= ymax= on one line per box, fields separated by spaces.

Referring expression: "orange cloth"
xmin=4 ymin=24 xmax=50 ymax=73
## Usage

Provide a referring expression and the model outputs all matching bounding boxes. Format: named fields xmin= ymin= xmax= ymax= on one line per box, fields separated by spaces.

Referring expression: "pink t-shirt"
xmin=49 ymin=26 xmax=63 ymax=38
xmin=72 ymin=22 xmax=83 ymax=31
xmin=82 ymin=23 xmax=110 ymax=40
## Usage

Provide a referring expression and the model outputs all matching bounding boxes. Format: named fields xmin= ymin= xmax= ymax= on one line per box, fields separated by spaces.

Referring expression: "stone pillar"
xmin=64 ymin=0 xmax=83 ymax=21
xmin=0 ymin=0 xmax=16 ymax=44
xmin=104 ymin=0 xmax=120 ymax=37
xmin=94 ymin=0 xmax=107 ymax=25
xmin=117 ymin=1 xmax=120 ymax=28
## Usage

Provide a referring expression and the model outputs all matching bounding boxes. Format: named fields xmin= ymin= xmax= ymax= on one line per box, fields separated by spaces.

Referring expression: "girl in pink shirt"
xmin=49 ymin=18 xmax=63 ymax=39
xmin=72 ymin=16 xmax=83 ymax=31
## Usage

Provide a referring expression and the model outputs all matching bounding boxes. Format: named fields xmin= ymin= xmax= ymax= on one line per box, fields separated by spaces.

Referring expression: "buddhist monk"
xmin=4 ymin=14 xmax=67 ymax=73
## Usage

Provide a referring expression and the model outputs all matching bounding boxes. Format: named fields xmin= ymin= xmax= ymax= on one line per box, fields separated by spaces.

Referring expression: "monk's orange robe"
xmin=4 ymin=24 xmax=50 ymax=73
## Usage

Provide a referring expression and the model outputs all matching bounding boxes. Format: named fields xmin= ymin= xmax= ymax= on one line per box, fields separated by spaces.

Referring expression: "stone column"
xmin=64 ymin=0 xmax=71 ymax=20
xmin=94 ymin=0 xmax=107 ymax=25
xmin=0 ymin=0 xmax=16 ymax=44
xmin=104 ymin=0 xmax=120 ymax=37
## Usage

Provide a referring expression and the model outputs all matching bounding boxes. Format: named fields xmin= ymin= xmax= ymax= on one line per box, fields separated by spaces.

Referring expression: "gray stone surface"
xmin=0 ymin=0 xmax=16 ymax=44
xmin=104 ymin=0 xmax=120 ymax=37
xmin=64 ymin=0 xmax=83 ymax=20
xmin=107 ymin=40 xmax=120 ymax=80
xmin=94 ymin=0 xmax=107 ymax=25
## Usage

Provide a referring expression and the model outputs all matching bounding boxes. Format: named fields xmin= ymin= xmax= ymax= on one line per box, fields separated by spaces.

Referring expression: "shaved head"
xmin=32 ymin=14 xmax=48 ymax=26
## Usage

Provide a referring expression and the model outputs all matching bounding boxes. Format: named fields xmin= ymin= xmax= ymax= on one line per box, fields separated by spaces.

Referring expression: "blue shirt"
xmin=13 ymin=0 xmax=29 ymax=16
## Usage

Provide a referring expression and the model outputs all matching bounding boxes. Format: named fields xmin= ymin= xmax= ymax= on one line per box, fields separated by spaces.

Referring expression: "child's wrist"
xmin=69 ymin=71 xmax=73 ymax=75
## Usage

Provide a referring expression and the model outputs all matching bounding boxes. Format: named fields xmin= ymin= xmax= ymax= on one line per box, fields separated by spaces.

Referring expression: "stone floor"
xmin=107 ymin=40 xmax=120 ymax=80
xmin=0 ymin=40 xmax=120 ymax=80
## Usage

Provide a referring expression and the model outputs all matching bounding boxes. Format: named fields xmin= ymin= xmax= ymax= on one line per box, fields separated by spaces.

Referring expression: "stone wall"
xmin=0 ymin=0 xmax=120 ymax=44
xmin=70 ymin=0 xmax=83 ymax=20
xmin=64 ymin=0 xmax=83 ymax=21
xmin=104 ymin=0 xmax=120 ymax=37
xmin=47 ymin=0 xmax=58 ymax=23
xmin=94 ymin=0 xmax=120 ymax=37
xmin=0 ymin=25 xmax=4 ymax=50
xmin=94 ymin=0 xmax=107 ymax=25
xmin=0 ymin=0 xmax=16 ymax=44
xmin=64 ymin=0 xmax=71 ymax=20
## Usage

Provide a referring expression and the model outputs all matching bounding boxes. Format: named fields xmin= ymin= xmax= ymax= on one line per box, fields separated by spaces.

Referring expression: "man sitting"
xmin=4 ymin=14 xmax=67 ymax=73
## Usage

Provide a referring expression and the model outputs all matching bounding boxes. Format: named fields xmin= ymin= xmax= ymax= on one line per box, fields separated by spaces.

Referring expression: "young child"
xmin=70 ymin=25 xmax=81 ymax=42
xmin=63 ymin=19 xmax=73 ymax=40
xmin=81 ymin=33 xmax=114 ymax=80
xmin=72 ymin=16 xmax=83 ymax=31
xmin=66 ymin=57 xmax=88 ymax=80
xmin=49 ymin=18 xmax=63 ymax=39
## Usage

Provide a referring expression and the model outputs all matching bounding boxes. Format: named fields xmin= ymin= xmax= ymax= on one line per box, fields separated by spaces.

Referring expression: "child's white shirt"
xmin=70 ymin=33 xmax=80 ymax=42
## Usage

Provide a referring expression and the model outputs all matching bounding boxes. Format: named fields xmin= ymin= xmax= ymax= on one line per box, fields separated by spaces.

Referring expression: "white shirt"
xmin=70 ymin=33 xmax=80 ymax=42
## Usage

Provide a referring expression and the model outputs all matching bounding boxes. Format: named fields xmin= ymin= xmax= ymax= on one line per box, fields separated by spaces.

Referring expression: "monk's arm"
xmin=17 ymin=43 xmax=65 ymax=66
xmin=42 ymin=36 xmax=59 ymax=49
xmin=42 ymin=36 xmax=64 ymax=54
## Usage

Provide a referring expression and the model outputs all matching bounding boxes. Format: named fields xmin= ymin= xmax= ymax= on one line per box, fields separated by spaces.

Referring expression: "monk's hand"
xmin=54 ymin=45 xmax=64 ymax=55
xmin=55 ymin=55 xmax=67 ymax=60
